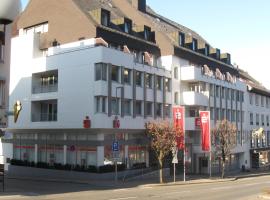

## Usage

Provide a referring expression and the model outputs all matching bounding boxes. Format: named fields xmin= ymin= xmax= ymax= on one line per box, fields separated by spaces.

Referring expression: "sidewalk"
xmin=6 ymin=169 xmax=270 ymax=189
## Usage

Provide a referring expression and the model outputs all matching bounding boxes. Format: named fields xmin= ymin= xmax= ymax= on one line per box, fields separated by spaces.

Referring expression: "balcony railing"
xmin=32 ymin=113 xmax=57 ymax=122
xmin=182 ymin=91 xmax=208 ymax=106
xmin=32 ymin=84 xmax=58 ymax=94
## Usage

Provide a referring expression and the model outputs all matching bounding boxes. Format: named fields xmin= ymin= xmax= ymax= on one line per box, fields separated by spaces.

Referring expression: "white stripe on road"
xmin=169 ymin=191 xmax=191 ymax=195
xmin=140 ymin=186 xmax=153 ymax=189
xmin=244 ymin=183 xmax=260 ymax=186
xmin=108 ymin=197 xmax=137 ymax=200
xmin=211 ymin=186 xmax=232 ymax=190
xmin=113 ymin=189 xmax=129 ymax=192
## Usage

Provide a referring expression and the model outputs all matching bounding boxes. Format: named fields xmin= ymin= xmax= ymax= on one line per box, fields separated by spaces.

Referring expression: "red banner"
xmin=195 ymin=117 xmax=201 ymax=127
xmin=199 ymin=111 xmax=210 ymax=151
xmin=173 ymin=106 xmax=185 ymax=149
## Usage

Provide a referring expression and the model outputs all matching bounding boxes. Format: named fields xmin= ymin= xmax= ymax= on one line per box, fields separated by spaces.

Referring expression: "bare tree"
xmin=145 ymin=120 xmax=179 ymax=183
xmin=212 ymin=119 xmax=237 ymax=178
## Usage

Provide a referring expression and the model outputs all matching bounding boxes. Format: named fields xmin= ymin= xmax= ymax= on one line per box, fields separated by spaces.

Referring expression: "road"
xmin=0 ymin=175 xmax=269 ymax=200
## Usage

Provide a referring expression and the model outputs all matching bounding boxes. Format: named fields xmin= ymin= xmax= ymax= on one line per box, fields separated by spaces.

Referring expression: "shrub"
xmin=132 ymin=162 xmax=146 ymax=169
xmin=87 ymin=165 xmax=97 ymax=173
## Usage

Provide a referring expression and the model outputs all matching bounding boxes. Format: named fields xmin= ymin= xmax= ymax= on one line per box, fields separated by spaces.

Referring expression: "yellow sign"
xmin=13 ymin=101 xmax=22 ymax=123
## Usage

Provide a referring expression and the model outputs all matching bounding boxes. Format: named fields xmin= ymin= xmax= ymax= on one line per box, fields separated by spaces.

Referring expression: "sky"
xmin=21 ymin=0 xmax=270 ymax=89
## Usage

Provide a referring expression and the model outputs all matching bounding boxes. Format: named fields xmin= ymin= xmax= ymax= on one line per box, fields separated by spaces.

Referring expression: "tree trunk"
xmin=158 ymin=154 xmax=164 ymax=183
xmin=221 ymin=152 xmax=226 ymax=179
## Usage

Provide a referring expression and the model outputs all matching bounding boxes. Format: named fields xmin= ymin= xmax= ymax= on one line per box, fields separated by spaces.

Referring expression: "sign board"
xmin=112 ymin=141 xmax=119 ymax=152
xmin=195 ymin=117 xmax=201 ymax=127
xmin=172 ymin=156 xmax=178 ymax=164
xmin=199 ymin=111 xmax=210 ymax=151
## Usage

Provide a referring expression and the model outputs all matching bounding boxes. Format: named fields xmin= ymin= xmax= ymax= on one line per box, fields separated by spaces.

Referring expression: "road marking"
xmin=169 ymin=191 xmax=191 ymax=195
xmin=211 ymin=186 xmax=232 ymax=190
xmin=244 ymin=183 xmax=260 ymax=186
xmin=108 ymin=197 xmax=137 ymax=200
xmin=150 ymin=195 xmax=161 ymax=198
xmin=140 ymin=186 xmax=153 ymax=189
xmin=113 ymin=189 xmax=129 ymax=192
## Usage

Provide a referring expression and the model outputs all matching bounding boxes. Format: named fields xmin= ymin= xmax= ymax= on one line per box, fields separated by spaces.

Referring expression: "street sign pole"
xmin=174 ymin=163 xmax=176 ymax=183
xmin=112 ymin=140 xmax=119 ymax=183
xmin=115 ymin=160 xmax=118 ymax=183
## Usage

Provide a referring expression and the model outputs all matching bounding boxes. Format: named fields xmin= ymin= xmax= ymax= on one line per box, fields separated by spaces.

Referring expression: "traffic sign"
xmin=112 ymin=141 xmax=119 ymax=151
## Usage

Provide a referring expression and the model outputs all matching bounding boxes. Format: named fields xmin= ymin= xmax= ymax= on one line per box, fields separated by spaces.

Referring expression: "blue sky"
xmin=21 ymin=0 xmax=270 ymax=88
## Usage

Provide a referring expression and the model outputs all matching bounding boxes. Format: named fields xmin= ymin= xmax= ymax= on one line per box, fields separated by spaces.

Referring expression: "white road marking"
xmin=211 ymin=186 xmax=232 ymax=190
xmin=140 ymin=186 xmax=153 ymax=189
xmin=244 ymin=183 xmax=260 ymax=186
xmin=108 ymin=197 xmax=137 ymax=200
xmin=169 ymin=190 xmax=191 ymax=195
xmin=113 ymin=189 xmax=129 ymax=192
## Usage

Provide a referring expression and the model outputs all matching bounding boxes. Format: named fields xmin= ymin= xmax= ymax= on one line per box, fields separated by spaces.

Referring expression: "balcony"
xmin=181 ymin=65 xmax=203 ymax=82
xmin=182 ymin=91 xmax=208 ymax=106
xmin=32 ymin=84 xmax=58 ymax=94
xmin=32 ymin=113 xmax=57 ymax=122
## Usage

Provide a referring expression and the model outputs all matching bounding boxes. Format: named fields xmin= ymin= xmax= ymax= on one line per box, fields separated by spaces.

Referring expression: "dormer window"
xmin=179 ymin=32 xmax=185 ymax=47
xmin=101 ymin=9 xmax=110 ymax=27
xmin=144 ymin=26 xmax=151 ymax=41
xmin=192 ymin=38 xmax=197 ymax=51
xmin=216 ymin=49 xmax=220 ymax=60
xmin=205 ymin=44 xmax=210 ymax=56
xmin=124 ymin=19 xmax=132 ymax=34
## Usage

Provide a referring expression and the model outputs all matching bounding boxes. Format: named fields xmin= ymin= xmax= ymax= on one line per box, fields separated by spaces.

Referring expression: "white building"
xmin=2 ymin=0 xmax=267 ymax=174
xmin=0 ymin=0 xmax=21 ymax=166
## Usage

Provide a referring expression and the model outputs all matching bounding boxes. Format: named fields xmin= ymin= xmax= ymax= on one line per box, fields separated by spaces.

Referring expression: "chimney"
xmin=132 ymin=0 xmax=146 ymax=12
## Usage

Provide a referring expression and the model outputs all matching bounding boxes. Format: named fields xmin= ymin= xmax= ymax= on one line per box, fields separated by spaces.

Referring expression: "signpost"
xmin=112 ymin=141 xmax=119 ymax=183
xmin=171 ymin=146 xmax=178 ymax=183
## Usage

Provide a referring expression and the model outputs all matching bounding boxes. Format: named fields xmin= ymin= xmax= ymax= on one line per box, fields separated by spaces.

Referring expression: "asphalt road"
xmin=0 ymin=175 xmax=270 ymax=200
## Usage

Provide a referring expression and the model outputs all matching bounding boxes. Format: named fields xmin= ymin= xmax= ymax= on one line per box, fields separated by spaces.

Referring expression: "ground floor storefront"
xmin=250 ymin=148 xmax=270 ymax=169
xmin=2 ymin=128 xmax=149 ymax=170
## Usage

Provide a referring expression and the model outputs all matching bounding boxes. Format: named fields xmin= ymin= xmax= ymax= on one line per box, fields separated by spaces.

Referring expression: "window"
xmin=242 ymin=111 xmax=245 ymax=122
xmin=256 ymin=114 xmax=259 ymax=125
xmin=236 ymin=91 xmax=240 ymax=101
xmin=232 ymin=110 xmax=236 ymax=122
xmin=266 ymin=98 xmax=269 ymax=108
xmin=216 ymin=49 xmax=220 ymax=60
xmin=165 ymin=78 xmax=171 ymax=92
xmin=146 ymin=102 xmax=152 ymax=116
xmin=95 ymin=63 xmax=107 ymax=81
xmin=40 ymin=101 xmax=57 ymax=122
xmin=205 ymin=44 xmax=210 ymax=56
xmin=250 ymin=113 xmax=253 ymax=125
xmin=144 ymin=26 xmax=151 ymax=41
xmin=227 ymin=109 xmax=231 ymax=121
xmin=174 ymin=67 xmax=179 ymax=79
xmin=136 ymin=71 xmax=142 ymax=87
xmin=124 ymin=99 xmax=131 ymax=115
xmin=261 ymin=96 xmax=265 ymax=107
xmin=0 ymin=44 xmax=4 ymax=62
xmin=249 ymin=93 xmax=253 ymax=105
xmin=164 ymin=104 xmax=171 ymax=118
xmin=156 ymin=103 xmax=162 ymax=117
xmin=111 ymin=98 xmax=119 ymax=115
xmin=221 ymin=109 xmax=225 ymax=120
xmin=216 ymin=86 xmax=220 ymax=97
xmin=241 ymin=92 xmax=244 ymax=102
xmin=124 ymin=19 xmax=132 ymax=34
xmin=267 ymin=131 xmax=270 ymax=146
xmin=255 ymin=94 xmax=259 ymax=106
xmin=231 ymin=89 xmax=235 ymax=101
xmin=210 ymin=108 xmax=214 ymax=120
xmin=0 ymin=82 xmax=4 ymax=106
xmin=95 ymin=96 xmax=106 ymax=113
xmin=262 ymin=114 xmax=265 ymax=126
xmin=215 ymin=108 xmax=220 ymax=120
xmin=123 ymin=68 xmax=131 ymax=84
xmin=156 ymin=76 xmax=162 ymax=90
xmin=145 ymin=73 xmax=152 ymax=88
xmin=221 ymin=87 xmax=225 ymax=99
xmin=135 ymin=101 xmax=142 ymax=116
xmin=111 ymin=65 xmax=119 ymax=82
xmin=227 ymin=88 xmax=231 ymax=100
xmin=237 ymin=111 xmax=240 ymax=122
xmin=179 ymin=32 xmax=185 ymax=47
xmin=174 ymin=92 xmax=179 ymax=105
xmin=267 ymin=115 xmax=269 ymax=126
xmin=24 ymin=22 xmax=49 ymax=34
xmin=209 ymin=84 xmax=214 ymax=97
xmin=192 ymin=38 xmax=197 ymax=51
xmin=101 ymin=9 xmax=110 ymax=26
xmin=237 ymin=131 xmax=241 ymax=144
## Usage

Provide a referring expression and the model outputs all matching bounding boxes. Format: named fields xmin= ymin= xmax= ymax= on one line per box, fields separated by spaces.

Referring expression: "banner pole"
xmin=183 ymin=132 xmax=186 ymax=182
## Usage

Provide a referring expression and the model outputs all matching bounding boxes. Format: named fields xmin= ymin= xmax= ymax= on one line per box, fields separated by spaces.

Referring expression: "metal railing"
xmin=32 ymin=113 xmax=57 ymax=122
xmin=32 ymin=84 xmax=58 ymax=94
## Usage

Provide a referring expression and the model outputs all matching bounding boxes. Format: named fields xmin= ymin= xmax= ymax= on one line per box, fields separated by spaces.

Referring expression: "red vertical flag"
xmin=173 ymin=106 xmax=185 ymax=149
xmin=199 ymin=111 xmax=210 ymax=151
